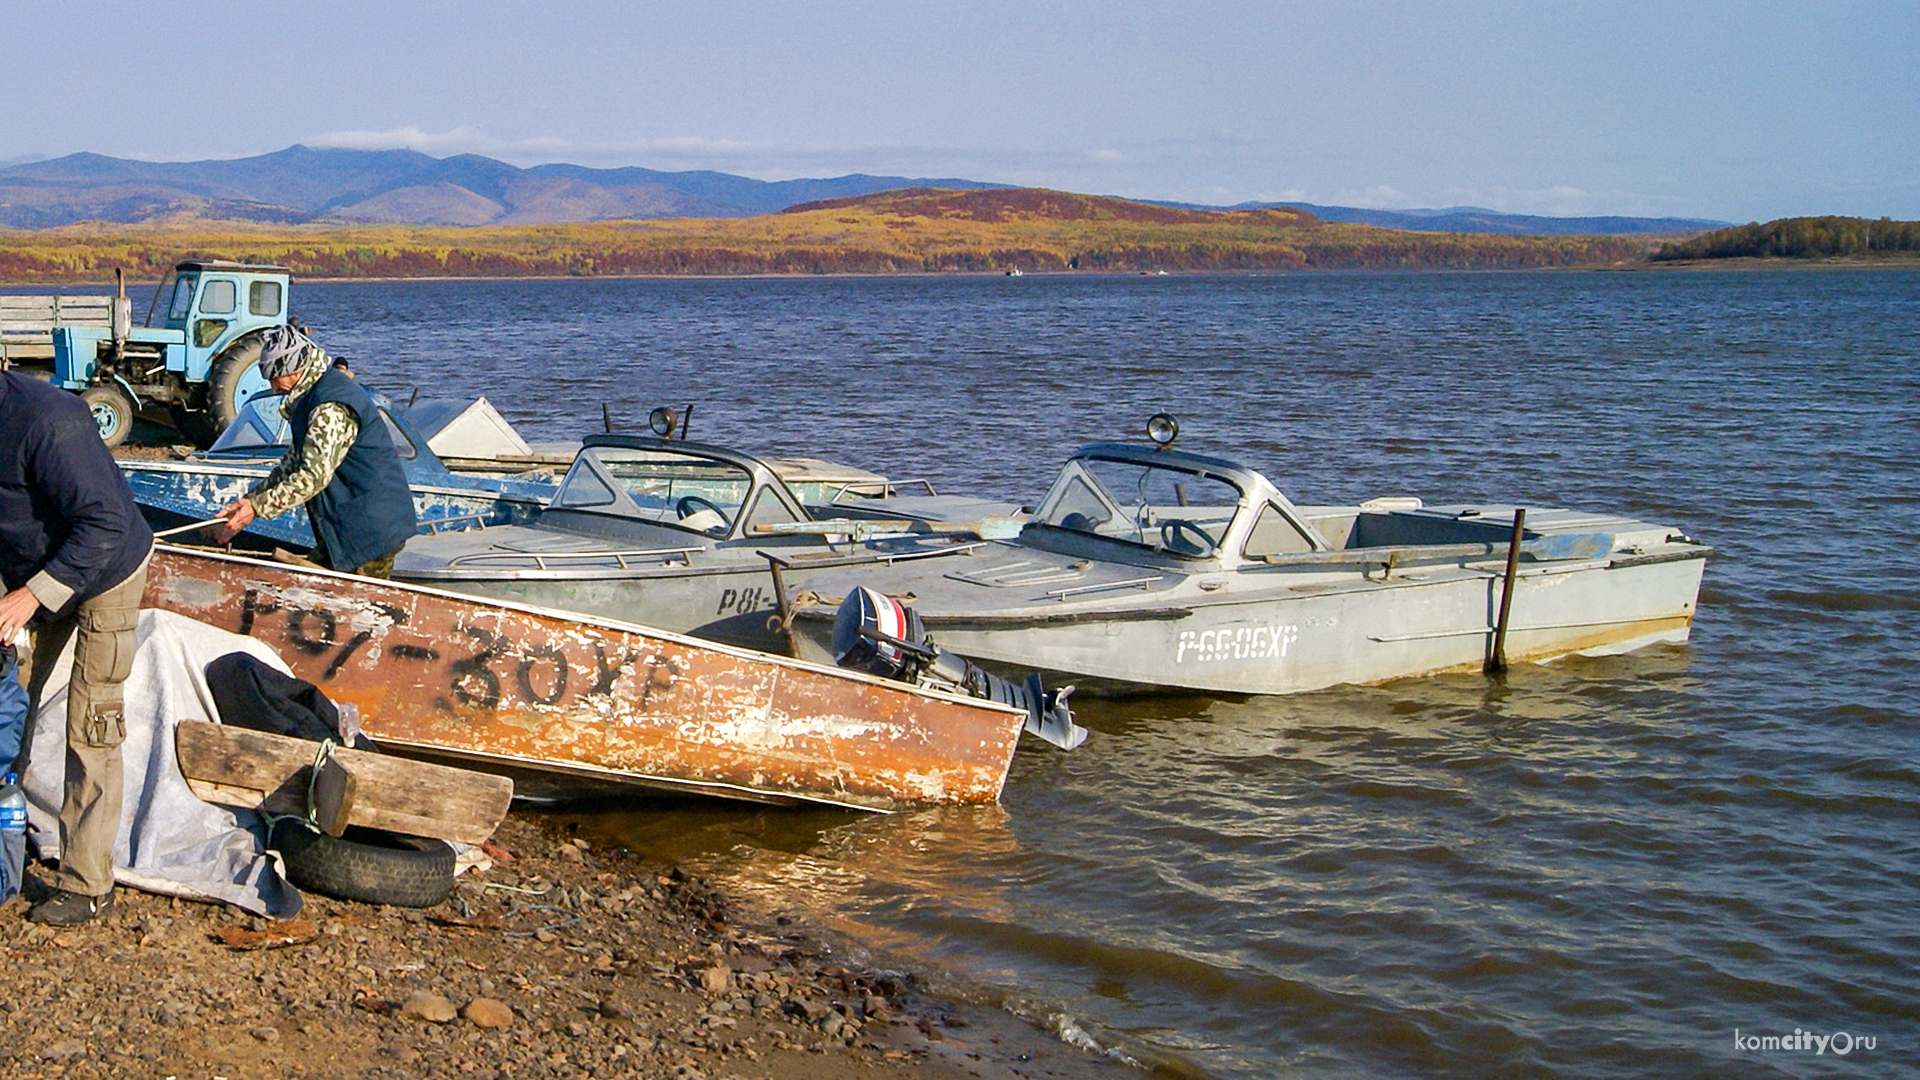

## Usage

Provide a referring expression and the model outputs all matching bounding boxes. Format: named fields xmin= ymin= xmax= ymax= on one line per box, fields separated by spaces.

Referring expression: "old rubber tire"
xmin=79 ymin=384 xmax=136 ymax=448
xmin=269 ymin=817 xmax=456 ymax=908
xmin=185 ymin=335 xmax=269 ymax=446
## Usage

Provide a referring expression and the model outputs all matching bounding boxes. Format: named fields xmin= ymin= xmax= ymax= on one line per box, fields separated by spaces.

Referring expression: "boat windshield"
xmin=1035 ymin=456 xmax=1243 ymax=557
xmin=207 ymin=393 xmax=292 ymax=453
xmin=205 ymin=393 xmax=417 ymax=461
xmin=551 ymin=445 xmax=782 ymax=537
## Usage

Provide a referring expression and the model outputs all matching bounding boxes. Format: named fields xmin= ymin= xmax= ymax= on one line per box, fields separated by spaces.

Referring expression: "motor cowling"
xmin=831 ymin=586 xmax=1085 ymax=750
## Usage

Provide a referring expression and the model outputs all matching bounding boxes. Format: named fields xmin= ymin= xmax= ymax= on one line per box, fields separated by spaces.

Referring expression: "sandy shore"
xmin=0 ymin=813 xmax=1123 ymax=1080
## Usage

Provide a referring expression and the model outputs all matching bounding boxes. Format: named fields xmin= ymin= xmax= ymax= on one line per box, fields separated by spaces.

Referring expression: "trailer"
xmin=0 ymin=260 xmax=295 ymax=447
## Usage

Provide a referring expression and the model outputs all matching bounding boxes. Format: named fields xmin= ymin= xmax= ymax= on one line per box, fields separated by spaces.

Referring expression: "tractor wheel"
xmin=79 ymin=384 xmax=137 ymax=448
xmin=185 ymin=335 xmax=269 ymax=446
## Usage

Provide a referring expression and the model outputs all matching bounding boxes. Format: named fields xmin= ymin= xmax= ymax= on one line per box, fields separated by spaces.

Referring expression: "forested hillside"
xmin=0 ymin=188 xmax=1660 ymax=282
xmin=1653 ymin=216 xmax=1920 ymax=260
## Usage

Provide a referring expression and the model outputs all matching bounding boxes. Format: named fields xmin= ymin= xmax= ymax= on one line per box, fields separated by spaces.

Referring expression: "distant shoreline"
xmin=5 ymin=253 xmax=1919 ymax=289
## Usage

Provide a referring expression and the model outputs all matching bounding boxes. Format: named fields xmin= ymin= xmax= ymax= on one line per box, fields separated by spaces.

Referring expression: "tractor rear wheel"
xmin=80 ymin=384 xmax=137 ymax=448
xmin=184 ymin=335 xmax=269 ymax=446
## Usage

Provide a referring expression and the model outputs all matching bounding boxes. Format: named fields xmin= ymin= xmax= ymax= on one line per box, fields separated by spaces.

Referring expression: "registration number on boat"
xmin=1175 ymin=624 xmax=1297 ymax=664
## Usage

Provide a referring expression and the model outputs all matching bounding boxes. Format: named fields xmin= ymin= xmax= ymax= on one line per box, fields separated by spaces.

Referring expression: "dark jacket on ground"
xmin=0 ymin=372 xmax=154 ymax=614
xmin=287 ymin=368 xmax=415 ymax=571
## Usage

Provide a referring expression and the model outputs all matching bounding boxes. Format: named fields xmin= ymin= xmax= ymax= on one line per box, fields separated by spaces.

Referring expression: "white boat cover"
xmin=405 ymin=396 xmax=534 ymax=460
xmin=22 ymin=609 xmax=304 ymax=918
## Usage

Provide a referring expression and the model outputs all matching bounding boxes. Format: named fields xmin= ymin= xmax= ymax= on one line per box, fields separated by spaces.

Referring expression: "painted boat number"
xmin=714 ymin=586 xmax=770 ymax=616
xmin=236 ymin=586 xmax=678 ymax=711
xmin=1175 ymin=623 xmax=1298 ymax=665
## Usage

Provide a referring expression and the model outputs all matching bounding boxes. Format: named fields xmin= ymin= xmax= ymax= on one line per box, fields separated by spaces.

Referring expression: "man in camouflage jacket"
xmin=216 ymin=328 xmax=415 ymax=577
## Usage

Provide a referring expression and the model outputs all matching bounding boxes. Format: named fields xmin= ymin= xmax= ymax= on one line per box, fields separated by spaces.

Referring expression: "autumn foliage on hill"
xmin=1653 ymin=216 xmax=1920 ymax=260
xmin=0 ymin=188 xmax=1655 ymax=283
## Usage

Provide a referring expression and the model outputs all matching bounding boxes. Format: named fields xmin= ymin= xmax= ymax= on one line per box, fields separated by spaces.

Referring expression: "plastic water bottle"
xmin=0 ymin=771 xmax=26 ymax=903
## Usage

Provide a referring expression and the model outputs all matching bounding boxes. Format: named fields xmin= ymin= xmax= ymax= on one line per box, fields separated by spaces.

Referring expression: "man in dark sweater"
xmin=0 ymin=370 xmax=155 ymax=925
xmin=215 ymin=327 xmax=415 ymax=576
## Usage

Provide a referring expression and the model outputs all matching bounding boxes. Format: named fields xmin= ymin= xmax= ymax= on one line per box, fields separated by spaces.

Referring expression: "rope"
xmin=770 ymin=589 xmax=827 ymax=636
xmin=480 ymin=883 xmax=581 ymax=936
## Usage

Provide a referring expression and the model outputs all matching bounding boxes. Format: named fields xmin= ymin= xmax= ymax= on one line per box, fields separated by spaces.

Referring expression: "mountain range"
xmin=0 ymin=145 xmax=1725 ymax=235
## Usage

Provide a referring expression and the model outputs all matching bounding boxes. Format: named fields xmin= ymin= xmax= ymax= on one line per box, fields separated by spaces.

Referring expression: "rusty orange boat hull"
xmin=143 ymin=546 xmax=1023 ymax=811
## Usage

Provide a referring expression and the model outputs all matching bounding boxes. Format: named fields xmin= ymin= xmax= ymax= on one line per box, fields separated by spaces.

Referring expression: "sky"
xmin=2 ymin=1 xmax=1914 ymax=222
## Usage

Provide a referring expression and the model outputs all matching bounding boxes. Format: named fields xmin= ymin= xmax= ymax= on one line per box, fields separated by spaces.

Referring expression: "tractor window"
xmin=199 ymin=279 xmax=237 ymax=315
xmin=249 ymin=281 xmax=282 ymax=317
xmin=167 ymin=276 xmax=196 ymax=321
xmin=193 ymin=320 xmax=230 ymax=348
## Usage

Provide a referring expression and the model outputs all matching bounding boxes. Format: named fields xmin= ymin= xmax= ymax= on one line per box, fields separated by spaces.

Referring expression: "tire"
xmin=185 ymin=335 xmax=269 ymax=446
xmin=79 ymin=384 xmax=136 ymax=448
xmin=269 ymin=817 xmax=456 ymax=908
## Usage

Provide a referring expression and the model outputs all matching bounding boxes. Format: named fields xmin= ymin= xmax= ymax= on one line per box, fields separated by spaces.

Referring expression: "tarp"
xmin=0 ymin=644 xmax=25 ymax=767
xmin=404 ymin=396 xmax=532 ymax=460
xmin=22 ymin=610 xmax=303 ymax=918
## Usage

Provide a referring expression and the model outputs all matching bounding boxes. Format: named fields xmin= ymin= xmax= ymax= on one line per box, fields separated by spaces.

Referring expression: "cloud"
xmin=306 ymin=126 xmax=494 ymax=154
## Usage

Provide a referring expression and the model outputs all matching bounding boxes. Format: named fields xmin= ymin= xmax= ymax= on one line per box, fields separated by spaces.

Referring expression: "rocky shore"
xmin=0 ymin=814 xmax=1120 ymax=1080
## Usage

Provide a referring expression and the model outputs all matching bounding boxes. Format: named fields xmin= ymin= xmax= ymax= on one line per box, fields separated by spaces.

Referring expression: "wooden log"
xmin=174 ymin=720 xmax=513 ymax=846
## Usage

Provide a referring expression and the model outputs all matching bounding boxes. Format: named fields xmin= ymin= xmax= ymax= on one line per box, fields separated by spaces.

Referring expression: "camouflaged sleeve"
xmin=247 ymin=402 xmax=360 ymax=521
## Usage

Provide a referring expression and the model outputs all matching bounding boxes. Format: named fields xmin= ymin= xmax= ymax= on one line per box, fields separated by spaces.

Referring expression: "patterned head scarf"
xmin=256 ymin=326 xmax=313 ymax=380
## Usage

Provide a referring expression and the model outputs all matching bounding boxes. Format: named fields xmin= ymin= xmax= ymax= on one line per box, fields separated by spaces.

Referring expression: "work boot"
xmin=27 ymin=888 xmax=114 ymax=926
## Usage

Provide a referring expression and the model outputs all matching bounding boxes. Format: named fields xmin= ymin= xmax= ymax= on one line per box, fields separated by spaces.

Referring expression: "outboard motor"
xmin=832 ymin=586 xmax=1086 ymax=750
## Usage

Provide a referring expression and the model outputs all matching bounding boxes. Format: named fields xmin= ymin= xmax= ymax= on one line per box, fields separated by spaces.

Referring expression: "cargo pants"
xmin=16 ymin=559 xmax=147 ymax=898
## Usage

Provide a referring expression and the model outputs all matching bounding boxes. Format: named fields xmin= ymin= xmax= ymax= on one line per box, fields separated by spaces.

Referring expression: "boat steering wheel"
xmin=1159 ymin=519 xmax=1216 ymax=558
xmin=674 ymin=495 xmax=730 ymax=535
xmin=675 ymin=494 xmax=725 ymax=520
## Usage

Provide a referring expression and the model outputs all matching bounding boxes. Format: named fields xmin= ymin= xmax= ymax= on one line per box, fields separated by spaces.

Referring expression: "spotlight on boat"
xmin=832 ymin=586 xmax=1086 ymax=750
xmin=649 ymin=405 xmax=694 ymax=439
xmin=1147 ymin=412 xmax=1181 ymax=449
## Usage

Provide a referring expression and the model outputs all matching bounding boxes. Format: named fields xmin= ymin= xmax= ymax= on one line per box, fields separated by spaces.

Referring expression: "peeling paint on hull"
xmin=144 ymin=546 xmax=1023 ymax=811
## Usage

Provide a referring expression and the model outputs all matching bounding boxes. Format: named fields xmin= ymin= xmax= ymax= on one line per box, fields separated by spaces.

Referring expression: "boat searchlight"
xmin=1147 ymin=412 xmax=1181 ymax=449
xmin=649 ymin=405 xmax=694 ymax=439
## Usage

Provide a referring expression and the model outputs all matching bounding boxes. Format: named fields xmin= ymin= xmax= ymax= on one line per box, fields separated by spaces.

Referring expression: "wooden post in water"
xmin=1488 ymin=508 xmax=1528 ymax=674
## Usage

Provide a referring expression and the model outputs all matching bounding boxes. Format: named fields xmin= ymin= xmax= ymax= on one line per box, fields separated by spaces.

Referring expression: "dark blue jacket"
xmin=288 ymin=369 xmax=415 ymax=570
xmin=0 ymin=373 xmax=153 ymax=613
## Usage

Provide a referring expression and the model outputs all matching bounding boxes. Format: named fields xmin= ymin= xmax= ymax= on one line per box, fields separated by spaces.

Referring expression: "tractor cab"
xmin=53 ymin=260 xmax=293 ymax=447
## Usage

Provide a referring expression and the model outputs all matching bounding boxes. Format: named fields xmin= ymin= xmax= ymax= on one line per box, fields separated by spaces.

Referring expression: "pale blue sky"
xmin=3 ymin=1 xmax=1913 ymax=221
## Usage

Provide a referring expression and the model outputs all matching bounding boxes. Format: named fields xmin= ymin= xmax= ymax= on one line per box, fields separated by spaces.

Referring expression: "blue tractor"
xmin=51 ymin=260 xmax=293 ymax=447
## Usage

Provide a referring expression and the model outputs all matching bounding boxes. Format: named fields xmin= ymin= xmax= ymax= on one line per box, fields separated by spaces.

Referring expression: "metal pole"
xmin=1488 ymin=508 xmax=1527 ymax=674
xmin=763 ymin=553 xmax=800 ymax=657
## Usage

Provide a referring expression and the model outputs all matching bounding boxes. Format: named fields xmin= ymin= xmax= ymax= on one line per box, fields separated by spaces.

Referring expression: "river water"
xmin=287 ymin=269 xmax=1919 ymax=1078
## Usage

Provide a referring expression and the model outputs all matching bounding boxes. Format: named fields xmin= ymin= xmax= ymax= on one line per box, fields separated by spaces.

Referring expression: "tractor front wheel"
xmin=80 ymin=384 xmax=137 ymax=448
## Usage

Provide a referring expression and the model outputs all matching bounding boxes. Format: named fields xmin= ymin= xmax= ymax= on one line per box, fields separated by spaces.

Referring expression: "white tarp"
xmin=405 ymin=396 xmax=533 ymax=460
xmin=22 ymin=609 xmax=303 ymax=918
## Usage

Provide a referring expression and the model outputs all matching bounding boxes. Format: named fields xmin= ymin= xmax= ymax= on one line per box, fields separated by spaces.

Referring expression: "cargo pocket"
xmin=77 ymin=605 xmax=139 ymax=747
xmin=78 ymin=605 xmax=139 ymax=687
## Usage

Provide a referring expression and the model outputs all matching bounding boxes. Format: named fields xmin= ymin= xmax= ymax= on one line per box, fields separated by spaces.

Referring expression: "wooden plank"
xmin=175 ymin=719 xmax=514 ymax=846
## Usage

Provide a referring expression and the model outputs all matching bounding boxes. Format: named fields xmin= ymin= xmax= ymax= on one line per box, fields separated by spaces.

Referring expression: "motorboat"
xmin=141 ymin=545 xmax=1029 ymax=810
xmin=388 ymin=430 xmax=1009 ymax=654
xmin=120 ymin=392 xmax=559 ymax=550
xmin=784 ymin=415 xmax=1712 ymax=696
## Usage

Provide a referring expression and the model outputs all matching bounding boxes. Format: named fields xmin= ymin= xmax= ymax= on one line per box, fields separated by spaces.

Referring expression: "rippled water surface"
xmin=291 ymin=270 xmax=1918 ymax=1079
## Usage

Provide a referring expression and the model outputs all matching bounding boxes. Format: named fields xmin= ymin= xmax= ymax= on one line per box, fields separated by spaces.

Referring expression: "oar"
xmin=152 ymin=516 xmax=229 ymax=539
